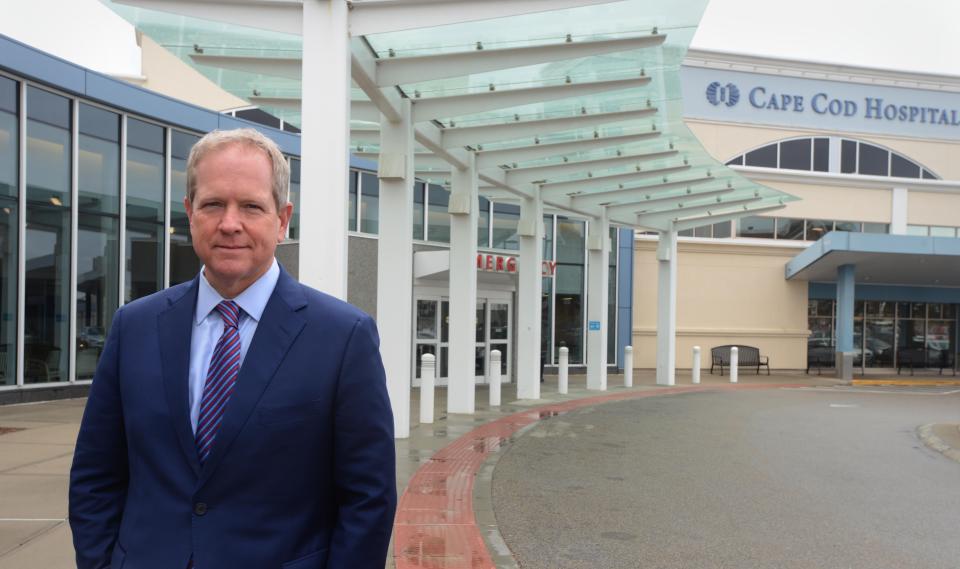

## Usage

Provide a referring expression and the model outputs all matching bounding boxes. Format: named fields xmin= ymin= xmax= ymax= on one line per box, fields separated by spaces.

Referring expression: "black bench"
xmin=897 ymin=348 xmax=957 ymax=376
xmin=711 ymin=345 xmax=770 ymax=376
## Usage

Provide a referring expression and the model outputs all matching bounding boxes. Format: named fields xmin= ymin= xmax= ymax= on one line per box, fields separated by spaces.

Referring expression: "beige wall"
xmin=762 ymin=181 xmax=892 ymax=223
xmin=907 ymin=191 xmax=960 ymax=226
xmin=633 ymin=239 xmax=809 ymax=370
xmin=136 ymin=34 xmax=247 ymax=112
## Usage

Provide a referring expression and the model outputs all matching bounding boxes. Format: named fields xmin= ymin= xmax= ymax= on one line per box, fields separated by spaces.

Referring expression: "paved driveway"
xmin=492 ymin=387 xmax=960 ymax=569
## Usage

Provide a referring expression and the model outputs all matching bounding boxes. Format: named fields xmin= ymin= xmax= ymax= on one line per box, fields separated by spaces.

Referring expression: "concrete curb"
xmin=917 ymin=424 xmax=960 ymax=464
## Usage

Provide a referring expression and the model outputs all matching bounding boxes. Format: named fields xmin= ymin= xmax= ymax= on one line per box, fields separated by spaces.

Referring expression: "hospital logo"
xmin=706 ymin=81 xmax=740 ymax=107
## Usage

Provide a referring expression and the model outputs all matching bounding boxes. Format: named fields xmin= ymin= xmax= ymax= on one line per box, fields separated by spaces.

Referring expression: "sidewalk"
xmin=0 ymin=370 xmax=879 ymax=568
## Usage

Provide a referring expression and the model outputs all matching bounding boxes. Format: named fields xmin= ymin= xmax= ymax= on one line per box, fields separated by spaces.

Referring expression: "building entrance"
xmin=413 ymin=293 xmax=512 ymax=386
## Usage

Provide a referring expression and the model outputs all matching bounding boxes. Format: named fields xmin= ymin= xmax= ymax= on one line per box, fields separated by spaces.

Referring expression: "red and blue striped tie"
xmin=195 ymin=300 xmax=242 ymax=463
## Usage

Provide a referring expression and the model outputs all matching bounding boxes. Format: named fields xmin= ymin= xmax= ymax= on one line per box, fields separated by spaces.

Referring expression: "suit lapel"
xmin=158 ymin=278 xmax=202 ymax=478
xmin=198 ymin=269 xmax=307 ymax=487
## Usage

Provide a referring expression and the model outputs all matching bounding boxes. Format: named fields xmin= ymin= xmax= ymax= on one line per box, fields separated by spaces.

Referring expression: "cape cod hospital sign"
xmin=683 ymin=67 xmax=960 ymax=141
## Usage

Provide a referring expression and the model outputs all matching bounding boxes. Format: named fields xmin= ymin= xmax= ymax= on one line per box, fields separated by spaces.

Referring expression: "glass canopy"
xmin=104 ymin=0 xmax=797 ymax=229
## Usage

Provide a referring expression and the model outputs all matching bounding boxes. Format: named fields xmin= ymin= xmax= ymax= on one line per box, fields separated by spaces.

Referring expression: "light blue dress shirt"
xmin=188 ymin=259 xmax=280 ymax=434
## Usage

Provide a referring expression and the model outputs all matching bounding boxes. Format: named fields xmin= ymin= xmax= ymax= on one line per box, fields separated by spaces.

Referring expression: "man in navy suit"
xmin=69 ymin=128 xmax=396 ymax=569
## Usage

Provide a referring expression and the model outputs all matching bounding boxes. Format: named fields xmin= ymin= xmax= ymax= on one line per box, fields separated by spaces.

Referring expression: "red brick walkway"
xmin=393 ymin=383 xmax=804 ymax=568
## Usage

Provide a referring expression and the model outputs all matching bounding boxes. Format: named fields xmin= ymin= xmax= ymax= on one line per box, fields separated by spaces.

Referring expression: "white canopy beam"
xmin=440 ymin=108 xmax=657 ymax=149
xmin=191 ymin=54 xmax=302 ymax=79
xmin=250 ymin=97 xmax=383 ymax=122
xmin=541 ymin=164 xmax=690 ymax=198
xmin=637 ymin=197 xmax=761 ymax=226
xmin=349 ymin=0 xmax=624 ymax=36
xmin=503 ymin=149 xmax=676 ymax=186
xmin=476 ymin=131 xmax=659 ymax=169
xmin=376 ymin=35 xmax=665 ymax=86
xmin=603 ymin=187 xmax=736 ymax=215
xmin=114 ymin=0 xmax=303 ymax=35
xmin=350 ymin=37 xmax=402 ymax=123
xmin=411 ymin=76 xmax=650 ymax=122
xmin=569 ymin=175 xmax=715 ymax=207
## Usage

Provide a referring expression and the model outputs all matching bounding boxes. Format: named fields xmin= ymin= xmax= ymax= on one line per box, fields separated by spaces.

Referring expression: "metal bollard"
xmin=420 ymin=353 xmax=435 ymax=424
xmin=489 ymin=350 xmax=501 ymax=408
xmin=730 ymin=346 xmax=738 ymax=384
xmin=558 ymin=347 xmax=569 ymax=394
xmin=692 ymin=346 xmax=701 ymax=385
xmin=624 ymin=346 xmax=634 ymax=388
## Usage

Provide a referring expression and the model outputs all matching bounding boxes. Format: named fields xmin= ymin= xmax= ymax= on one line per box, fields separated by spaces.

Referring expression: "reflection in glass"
xmin=555 ymin=218 xmax=585 ymax=363
xmin=288 ymin=158 xmax=300 ymax=239
xmin=776 ymin=218 xmax=805 ymax=240
xmin=0 ymin=84 xmax=17 ymax=384
xmin=805 ymin=219 xmax=833 ymax=241
xmin=738 ymin=216 xmax=774 ymax=239
xmin=126 ymin=118 xmax=164 ymax=302
xmin=490 ymin=302 xmax=508 ymax=341
xmin=26 ymin=86 xmax=71 ymax=383
xmin=412 ymin=182 xmax=424 ymax=240
xmin=475 ymin=300 xmax=485 ymax=343
xmin=475 ymin=345 xmax=486 ymax=377
xmin=77 ymin=104 xmax=121 ymax=379
xmin=427 ymin=184 xmax=449 ymax=243
xmin=865 ymin=318 xmax=894 ymax=367
xmin=360 ymin=172 xmax=379 ymax=234
xmin=491 ymin=203 xmax=519 ymax=250
xmin=416 ymin=299 xmax=437 ymax=339
xmin=170 ymin=131 xmax=200 ymax=285
xmin=348 ymin=170 xmax=357 ymax=231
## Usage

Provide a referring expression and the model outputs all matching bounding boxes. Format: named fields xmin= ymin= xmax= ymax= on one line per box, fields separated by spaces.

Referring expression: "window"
xmin=77 ymin=104 xmax=121 ymax=379
xmin=779 ymin=138 xmax=811 ymax=171
xmin=907 ymin=225 xmax=928 ymax=236
xmin=776 ymin=218 xmax=805 ymax=240
xmin=169 ymin=130 xmax=200 ymax=285
xmin=412 ymin=181 xmax=424 ymax=240
xmin=359 ymin=171 xmax=378 ymax=234
xmin=288 ymin=158 xmax=300 ymax=239
xmin=805 ymin=219 xmax=833 ymax=241
xmin=555 ymin=218 xmax=585 ymax=364
xmin=738 ymin=216 xmax=775 ymax=239
xmin=477 ymin=196 xmax=490 ymax=248
xmin=25 ymin=86 xmax=71 ymax=384
xmin=728 ymin=137 xmax=939 ymax=179
xmin=744 ymin=144 xmax=777 ymax=167
xmin=491 ymin=202 xmax=520 ymax=250
xmin=0 ymin=76 xmax=17 ymax=385
xmin=426 ymin=184 xmax=449 ymax=243
xmin=125 ymin=118 xmax=165 ymax=302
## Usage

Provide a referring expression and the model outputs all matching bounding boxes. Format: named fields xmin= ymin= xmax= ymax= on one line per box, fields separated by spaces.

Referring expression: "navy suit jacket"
xmin=69 ymin=268 xmax=396 ymax=569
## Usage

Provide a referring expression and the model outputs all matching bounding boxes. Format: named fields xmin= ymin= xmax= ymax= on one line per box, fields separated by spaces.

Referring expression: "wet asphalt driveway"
xmin=491 ymin=387 xmax=960 ymax=569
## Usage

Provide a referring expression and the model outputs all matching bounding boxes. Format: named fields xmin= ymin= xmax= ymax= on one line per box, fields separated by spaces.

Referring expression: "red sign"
xmin=475 ymin=254 xmax=557 ymax=277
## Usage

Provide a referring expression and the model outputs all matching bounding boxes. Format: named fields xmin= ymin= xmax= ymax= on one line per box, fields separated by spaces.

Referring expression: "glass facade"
xmin=0 ymin=72 xmax=299 ymax=388
xmin=77 ymin=104 xmax=120 ymax=379
xmin=808 ymin=299 xmax=958 ymax=371
xmin=0 ymin=76 xmax=17 ymax=385
xmin=25 ymin=86 xmax=71 ymax=384
xmin=169 ymin=130 xmax=200 ymax=285
xmin=125 ymin=118 xmax=164 ymax=302
xmin=554 ymin=218 xmax=585 ymax=364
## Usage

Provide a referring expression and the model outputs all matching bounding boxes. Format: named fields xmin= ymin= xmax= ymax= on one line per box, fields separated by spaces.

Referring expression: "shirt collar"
xmin=195 ymin=259 xmax=281 ymax=325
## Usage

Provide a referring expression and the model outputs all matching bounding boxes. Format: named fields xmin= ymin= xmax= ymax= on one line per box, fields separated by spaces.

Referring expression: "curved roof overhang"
xmin=105 ymin=0 xmax=798 ymax=231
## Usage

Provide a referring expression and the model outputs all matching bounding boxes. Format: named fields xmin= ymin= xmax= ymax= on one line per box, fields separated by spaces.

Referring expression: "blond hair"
xmin=186 ymin=128 xmax=290 ymax=211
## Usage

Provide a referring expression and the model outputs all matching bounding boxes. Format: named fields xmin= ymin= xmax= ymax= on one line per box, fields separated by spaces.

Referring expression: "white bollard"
xmin=692 ymin=346 xmax=701 ymax=385
xmin=730 ymin=346 xmax=738 ymax=384
xmin=558 ymin=347 xmax=569 ymax=394
xmin=420 ymin=353 xmax=435 ymax=424
xmin=489 ymin=349 xmax=501 ymax=408
xmin=624 ymin=346 xmax=634 ymax=388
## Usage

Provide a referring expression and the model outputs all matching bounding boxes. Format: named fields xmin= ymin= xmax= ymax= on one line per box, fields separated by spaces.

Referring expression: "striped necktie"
xmin=195 ymin=300 xmax=242 ymax=463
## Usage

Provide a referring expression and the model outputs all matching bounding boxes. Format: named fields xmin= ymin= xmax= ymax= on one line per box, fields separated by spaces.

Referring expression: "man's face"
xmin=185 ymin=143 xmax=292 ymax=297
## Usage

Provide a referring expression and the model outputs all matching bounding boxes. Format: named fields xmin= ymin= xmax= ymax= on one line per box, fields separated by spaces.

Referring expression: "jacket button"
xmin=194 ymin=502 xmax=208 ymax=516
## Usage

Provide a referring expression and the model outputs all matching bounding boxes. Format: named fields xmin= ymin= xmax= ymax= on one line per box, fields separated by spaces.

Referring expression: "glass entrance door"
xmin=414 ymin=295 xmax=512 ymax=386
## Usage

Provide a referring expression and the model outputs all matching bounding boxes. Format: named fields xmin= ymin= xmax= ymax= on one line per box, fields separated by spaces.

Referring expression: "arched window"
xmin=725 ymin=137 xmax=939 ymax=180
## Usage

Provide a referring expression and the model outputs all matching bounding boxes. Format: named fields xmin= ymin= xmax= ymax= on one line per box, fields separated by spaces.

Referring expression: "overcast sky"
xmin=690 ymin=0 xmax=960 ymax=77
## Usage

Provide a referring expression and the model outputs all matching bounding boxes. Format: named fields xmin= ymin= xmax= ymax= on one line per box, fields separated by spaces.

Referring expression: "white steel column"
xmin=516 ymin=188 xmax=543 ymax=400
xmin=655 ymin=229 xmax=678 ymax=386
xmin=891 ymin=187 xmax=908 ymax=235
xmin=300 ymin=0 xmax=350 ymax=298
xmin=447 ymin=153 xmax=479 ymax=414
xmin=586 ymin=213 xmax=609 ymax=390
xmin=376 ymin=99 xmax=414 ymax=439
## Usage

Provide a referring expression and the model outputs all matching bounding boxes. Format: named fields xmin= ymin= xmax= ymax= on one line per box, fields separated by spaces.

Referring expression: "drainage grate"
xmin=0 ymin=427 xmax=25 ymax=436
